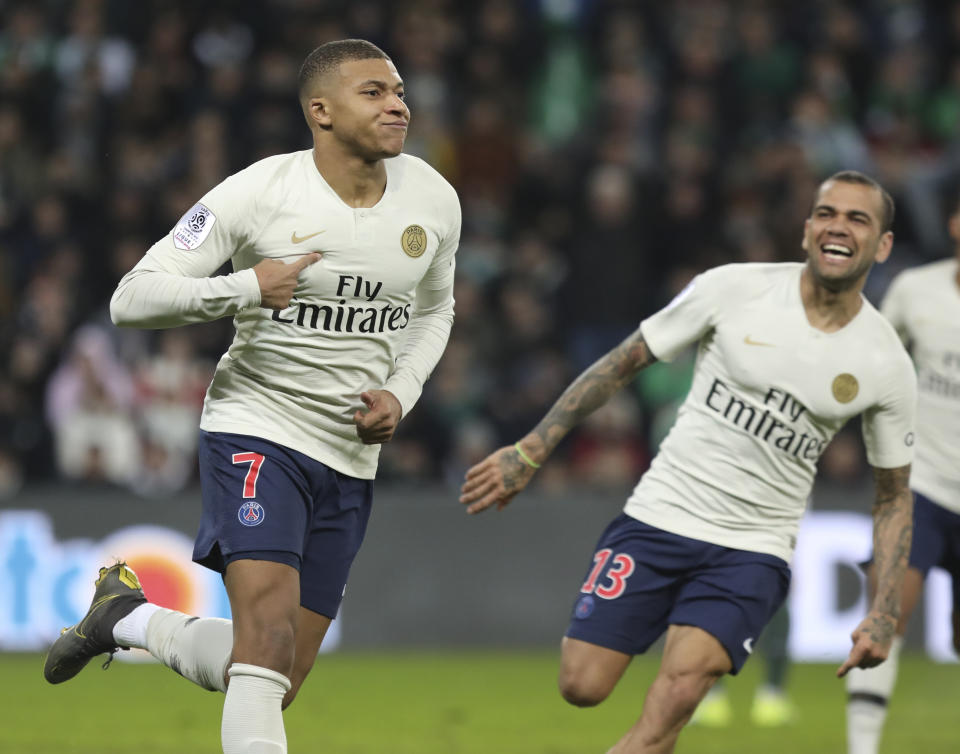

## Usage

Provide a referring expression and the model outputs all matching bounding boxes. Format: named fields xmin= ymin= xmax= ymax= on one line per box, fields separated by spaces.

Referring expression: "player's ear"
xmin=800 ymin=218 xmax=810 ymax=252
xmin=306 ymin=97 xmax=332 ymax=129
xmin=875 ymin=231 xmax=894 ymax=264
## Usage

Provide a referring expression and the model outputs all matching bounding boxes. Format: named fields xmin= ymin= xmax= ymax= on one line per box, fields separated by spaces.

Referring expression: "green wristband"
xmin=514 ymin=442 xmax=541 ymax=469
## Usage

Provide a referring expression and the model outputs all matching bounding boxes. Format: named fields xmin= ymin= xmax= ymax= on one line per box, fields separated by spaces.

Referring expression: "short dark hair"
xmin=298 ymin=39 xmax=390 ymax=101
xmin=818 ymin=170 xmax=895 ymax=233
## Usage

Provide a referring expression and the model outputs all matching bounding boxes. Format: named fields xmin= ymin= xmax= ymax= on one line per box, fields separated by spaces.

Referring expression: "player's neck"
xmin=799 ymin=266 xmax=864 ymax=333
xmin=312 ymin=146 xmax=387 ymax=208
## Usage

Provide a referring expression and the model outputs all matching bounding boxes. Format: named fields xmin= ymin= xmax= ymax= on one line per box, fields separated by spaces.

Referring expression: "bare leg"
xmin=609 ymin=625 xmax=731 ymax=754
xmin=225 ymin=559 xmax=301 ymax=674
xmin=282 ymin=607 xmax=333 ymax=710
xmin=558 ymin=637 xmax=633 ymax=707
xmin=221 ymin=559 xmax=301 ymax=754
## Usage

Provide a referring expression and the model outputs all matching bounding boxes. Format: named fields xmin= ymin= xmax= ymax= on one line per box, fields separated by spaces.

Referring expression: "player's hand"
xmin=836 ymin=610 xmax=897 ymax=678
xmin=353 ymin=390 xmax=402 ymax=444
xmin=459 ymin=442 xmax=539 ymax=515
xmin=254 ymin=253 xmax=321 ymax=309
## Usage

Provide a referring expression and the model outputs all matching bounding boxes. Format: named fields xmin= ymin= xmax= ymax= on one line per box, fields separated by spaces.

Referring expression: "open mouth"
xmin=821 ymin=243 xmax=853 ymax=259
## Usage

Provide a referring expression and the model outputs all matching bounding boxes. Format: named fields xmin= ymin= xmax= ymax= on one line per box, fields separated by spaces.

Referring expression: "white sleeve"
xmin=879 ymin=273 xmax=910 ymax=345
xmin=862 ymin=351 xmax=917 ymax=469
xmin=639 ymin=267 xmax=725 ymax=362
xmin=110 ymin=177 xmax=262 ymax=328
xmin=382 ymin=200 xmax=460 ymax=416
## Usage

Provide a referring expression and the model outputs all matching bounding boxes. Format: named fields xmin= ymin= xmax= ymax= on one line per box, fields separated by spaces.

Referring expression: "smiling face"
xmin=306 ymin=57 xmax=409 ymax=161
xmin=802 ymin=179 xmax=893 ymax=292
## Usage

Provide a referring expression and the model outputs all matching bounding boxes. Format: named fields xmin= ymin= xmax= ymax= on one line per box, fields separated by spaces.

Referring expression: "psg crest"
xmin=401 ymin=224 xmax=427 ymax=258
xmin=238 ymin=501 xmax=265 ymax=527
xmin=831 ymin=373 xmax=859 ymax=403
xmin=574 ymin=595 xmax=595 ymax=619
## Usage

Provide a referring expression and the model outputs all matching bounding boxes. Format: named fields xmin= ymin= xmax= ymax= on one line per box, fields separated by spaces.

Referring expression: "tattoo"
xmin=869 ymin=464 xmax=913 ymax=634
xmin=862 ymin=611 xmax=897 ymax=646
xmin=526 ymin=329 xmax=657 ymax=458
xmin=499 ymin=452 xmax=530 ymax=495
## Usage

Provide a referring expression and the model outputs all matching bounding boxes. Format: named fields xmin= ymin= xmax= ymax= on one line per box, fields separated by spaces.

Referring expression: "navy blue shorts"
xmin=195 ymin=431 xmax=373 ymax=618
xmin=565 ymin=514 xmax=790 ymax=674
xmin=909 ymin=493 xmax=960 ymax=609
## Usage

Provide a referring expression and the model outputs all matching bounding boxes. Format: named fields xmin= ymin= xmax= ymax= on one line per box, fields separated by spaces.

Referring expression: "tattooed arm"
xmin=459 ymin=328 xmax=658 ymax=514
xmin=837 ymin=464 xmax=913 ymax=678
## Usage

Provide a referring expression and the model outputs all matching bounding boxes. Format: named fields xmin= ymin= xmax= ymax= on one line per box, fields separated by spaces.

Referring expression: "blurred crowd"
xmin=2 ymin=0 xmax=959 ymax=499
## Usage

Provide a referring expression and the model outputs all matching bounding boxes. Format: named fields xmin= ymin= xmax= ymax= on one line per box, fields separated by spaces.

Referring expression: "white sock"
xmin=116 ymin=605 xmax=233 ymax=692
xmin=222 ymin=663 xmax=291 ymax=754
xmin=113 ymin=603 xmax=162 ymax=648
xmin=845 ymin=636 xmax=903 ymax=754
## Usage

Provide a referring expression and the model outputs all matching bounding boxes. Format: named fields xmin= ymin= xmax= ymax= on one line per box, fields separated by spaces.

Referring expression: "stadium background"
xmin=1 ymin=1 xmax=958 ymax=751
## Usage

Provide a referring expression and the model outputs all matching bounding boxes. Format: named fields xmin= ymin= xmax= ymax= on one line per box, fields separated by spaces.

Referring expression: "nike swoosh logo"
xmin=744 ymin=335 xmax=775 ymax=347
xmin=743 ymin=637 xmax=754 ymax=654
xmin=291 ymin=230 xmax=326 ymax=244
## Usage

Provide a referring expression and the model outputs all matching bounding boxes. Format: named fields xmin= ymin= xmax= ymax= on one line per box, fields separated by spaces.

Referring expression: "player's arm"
xmin=459 ymin=328 xmax=657 ymax=514
xmin=353 ymin=277 xmax=454 ymax=444
xmin=368 ymin=195 xmax=459 ymax=443
xmin=111 ymin=171 xmax=319 ymax=329
xmin=837 ymin=463 xmax=913 ymax=678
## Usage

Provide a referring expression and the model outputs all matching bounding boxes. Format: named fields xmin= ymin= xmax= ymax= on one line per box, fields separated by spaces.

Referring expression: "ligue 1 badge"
xmin=238 ymin=501 xmax=265 ymax=527
xmin=188 ymin=208 xmax=208 ymax=233
xmin=401 ymin=224 xmax=427 ymax=258
xmin=173 ymin=202 xmax=216 ymax=250
xmin=831 ymin=373 xmax=859 ymax=403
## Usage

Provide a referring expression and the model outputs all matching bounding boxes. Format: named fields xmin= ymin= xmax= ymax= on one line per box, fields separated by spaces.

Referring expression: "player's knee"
xmin=557 ymin=668 xmax=613 ymax=708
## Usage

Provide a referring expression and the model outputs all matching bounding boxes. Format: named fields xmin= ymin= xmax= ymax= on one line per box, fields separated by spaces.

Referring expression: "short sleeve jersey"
xmin=130 ymin=150 xmax=460 ymax=479
xmin=881 ymin=258 xmax=960 ymax=511
xmin=628 ymin=262 xmax=917 ymax=562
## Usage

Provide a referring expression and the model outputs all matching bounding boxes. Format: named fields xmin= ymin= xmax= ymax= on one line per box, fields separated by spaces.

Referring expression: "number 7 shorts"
xmin=194 ymin=430 xmax=373 ymax=619
xmin=566 ymin=513 xmax=790 ymax=674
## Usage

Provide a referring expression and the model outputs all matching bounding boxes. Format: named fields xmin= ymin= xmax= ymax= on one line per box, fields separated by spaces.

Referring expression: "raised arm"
xmin=459 ymin=328 xmax=658 ymax=514
xmin=837 ymin=464 xmax=913 ymax=677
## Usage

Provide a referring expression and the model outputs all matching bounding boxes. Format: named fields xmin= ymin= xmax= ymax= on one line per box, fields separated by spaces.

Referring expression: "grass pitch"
xmin=2 ymin=650 xmax=955 ymax=753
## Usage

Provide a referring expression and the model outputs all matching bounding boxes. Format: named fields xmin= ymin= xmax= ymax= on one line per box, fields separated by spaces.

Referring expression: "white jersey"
xmin=881 ymin=258 xmax=960 ymax=512
xmin=627 ymin=262 xmax=916 ymax=563
xmin=111 ymin=150 xmax=460 ymax=479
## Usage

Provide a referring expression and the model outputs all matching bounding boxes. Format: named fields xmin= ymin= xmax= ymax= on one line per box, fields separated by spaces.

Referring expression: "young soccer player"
xmin=44 ymin=39 xmax=460 ymax=754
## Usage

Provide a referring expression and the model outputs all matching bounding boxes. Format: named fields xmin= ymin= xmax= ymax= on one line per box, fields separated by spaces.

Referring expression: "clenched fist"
xmin=353 ymin=390 xmax=402 ymax=444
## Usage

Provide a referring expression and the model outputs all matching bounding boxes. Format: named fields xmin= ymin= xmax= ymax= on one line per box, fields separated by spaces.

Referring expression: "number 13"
xmin=581 ymin=548 xmax=636 ymax=600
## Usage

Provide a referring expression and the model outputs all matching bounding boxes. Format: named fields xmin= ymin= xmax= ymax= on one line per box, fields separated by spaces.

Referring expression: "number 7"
xmin=232 ymin=452 xmax=265 ymax=498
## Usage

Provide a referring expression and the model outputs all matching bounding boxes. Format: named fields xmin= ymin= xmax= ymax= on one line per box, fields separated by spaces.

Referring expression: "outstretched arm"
xmin=837 ymin=464 xmax=912 ymax=677
xmin=459 ymin=328 xmax=658 ymax=514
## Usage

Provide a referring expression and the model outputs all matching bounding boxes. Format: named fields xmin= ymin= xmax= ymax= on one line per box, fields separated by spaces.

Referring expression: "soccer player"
xmin=44 ymin=39 xmax=460 ymax=754
xmin=844 ymin=204 xmax=960 ymax=754
xmin=460 ymin=171 xmax=916 ymax=754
